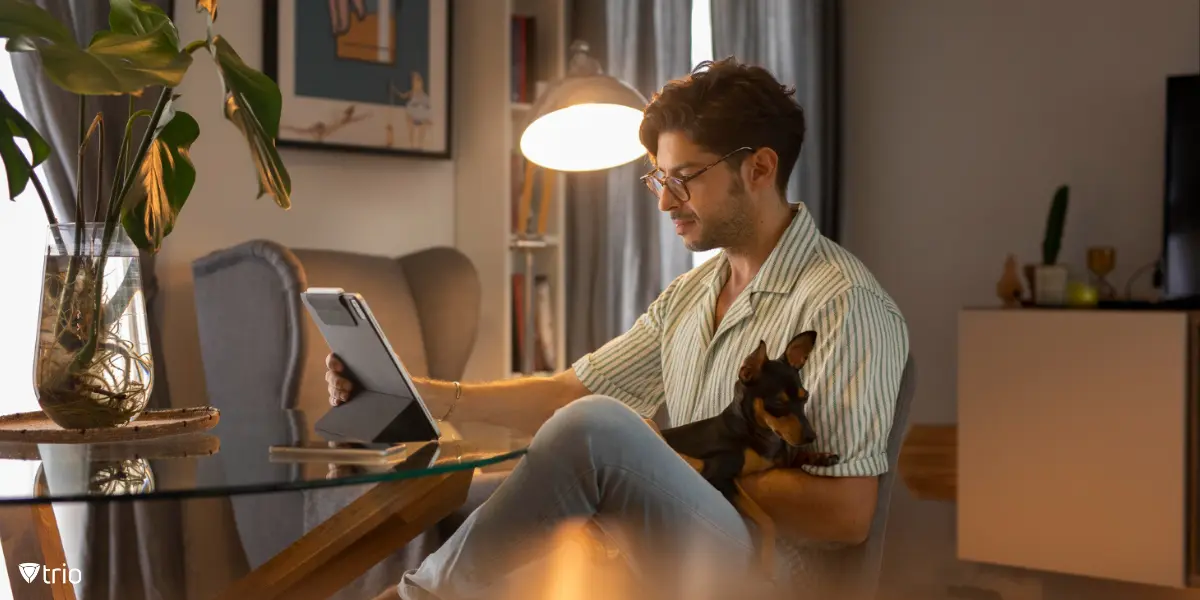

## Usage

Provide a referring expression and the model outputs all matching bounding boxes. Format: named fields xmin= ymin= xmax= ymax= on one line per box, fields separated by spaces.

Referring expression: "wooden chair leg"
xmin=0 ymin=502 xmax=77 ymax=600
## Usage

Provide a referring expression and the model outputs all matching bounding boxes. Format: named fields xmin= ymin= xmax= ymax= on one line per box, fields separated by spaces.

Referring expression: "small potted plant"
xmin=0 ymin=0 xmax=291 ymax=429
xmin=1031 ymin=185 xmax=1070 ymax=305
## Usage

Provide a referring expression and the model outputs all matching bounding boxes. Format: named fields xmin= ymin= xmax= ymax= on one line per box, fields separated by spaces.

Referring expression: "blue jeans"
xmin=397 ymin=395 xmax=783 ymax=599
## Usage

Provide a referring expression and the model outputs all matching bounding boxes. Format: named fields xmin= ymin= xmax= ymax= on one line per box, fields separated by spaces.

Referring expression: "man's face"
xmin=651 ymin=131 xmax=753 ymax=252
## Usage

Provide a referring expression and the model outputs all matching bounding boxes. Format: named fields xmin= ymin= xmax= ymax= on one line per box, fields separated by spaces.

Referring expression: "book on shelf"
xmin=511 ymin=151 xmax=554 ymax=238
xmin=511 ymin=273 xmax=556 ymax=372
xmin=511 ymin=15 xmax=538 ymax=103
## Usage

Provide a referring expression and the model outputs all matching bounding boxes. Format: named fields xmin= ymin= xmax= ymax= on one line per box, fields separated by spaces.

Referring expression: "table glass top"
xmin=0 ymin=417 xmax=530 ymax=504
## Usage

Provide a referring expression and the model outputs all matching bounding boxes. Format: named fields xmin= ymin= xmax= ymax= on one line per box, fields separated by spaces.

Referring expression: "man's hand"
xmin=326 ymin=354 xmax=355 ymax=406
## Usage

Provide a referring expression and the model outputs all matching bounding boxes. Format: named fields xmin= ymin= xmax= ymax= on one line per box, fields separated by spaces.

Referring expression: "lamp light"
xmin=519 ymin=40 xmax=649 ymax=172
xmin=512 ymin=41 xmax=647 ymax=376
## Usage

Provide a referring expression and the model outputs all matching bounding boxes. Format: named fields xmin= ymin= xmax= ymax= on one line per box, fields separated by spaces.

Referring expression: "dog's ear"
xmin=739 ymin=340 xmax=768 ymax=383
xmin=783 ymin=331 xmax=817 ymax=370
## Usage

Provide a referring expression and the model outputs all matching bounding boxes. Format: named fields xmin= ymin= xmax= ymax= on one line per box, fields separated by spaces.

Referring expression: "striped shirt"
xmin=571 ymin=203 xmax=909 ymax=479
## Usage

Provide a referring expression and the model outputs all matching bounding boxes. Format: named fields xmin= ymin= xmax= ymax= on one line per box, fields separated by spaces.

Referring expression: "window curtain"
xmin=565 ymin=0 xmax=695 ymax=363
xmin=711 ymin=0 xmax=842 ymax=239
xmin=10 ymin=1 xmax=182 ymax=598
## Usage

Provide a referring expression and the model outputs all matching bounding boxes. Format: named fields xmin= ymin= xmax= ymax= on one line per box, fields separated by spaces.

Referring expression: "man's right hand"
xmin=326 ymin=354 xmax=355 ymax=406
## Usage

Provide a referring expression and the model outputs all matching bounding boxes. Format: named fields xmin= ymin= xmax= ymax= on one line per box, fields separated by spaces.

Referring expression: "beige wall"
xmin=841 ymin=0 xmax=1200 ymax=597
xmin=159 ymin=2 xmax=456 ymax=411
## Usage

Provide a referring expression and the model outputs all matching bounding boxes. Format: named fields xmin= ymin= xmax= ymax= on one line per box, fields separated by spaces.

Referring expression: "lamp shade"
xmin=519 ymin=41 xmax=649 ymax=172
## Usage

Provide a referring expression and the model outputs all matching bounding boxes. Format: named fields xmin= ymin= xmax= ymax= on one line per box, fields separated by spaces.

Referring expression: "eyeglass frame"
xmin=640 ymin=146 xmax=754 ymax=202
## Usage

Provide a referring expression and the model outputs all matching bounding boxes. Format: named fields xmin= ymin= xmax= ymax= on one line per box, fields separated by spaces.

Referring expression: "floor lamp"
xmin=512 ymin=40 xmax=647 ymax=375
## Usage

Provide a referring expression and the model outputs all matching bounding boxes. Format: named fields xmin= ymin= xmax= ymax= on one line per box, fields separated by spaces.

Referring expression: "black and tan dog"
xmin=659 ymin=331 xmax=839 ymax=576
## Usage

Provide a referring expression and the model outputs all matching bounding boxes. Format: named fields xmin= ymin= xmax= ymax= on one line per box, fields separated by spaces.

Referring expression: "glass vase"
xmin=33 ymin=223 xmax=153 ymax=429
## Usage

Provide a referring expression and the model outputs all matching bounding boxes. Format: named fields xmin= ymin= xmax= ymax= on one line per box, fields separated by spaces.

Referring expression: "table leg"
xmin=217 ymin=470 xmax=473 ymax=600
xmin=0 ymin=503 xmax=77 ymax=600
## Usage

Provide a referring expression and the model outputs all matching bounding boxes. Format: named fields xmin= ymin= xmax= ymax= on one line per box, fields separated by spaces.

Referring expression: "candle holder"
xmin=1087 ymin=246 xmax=1117 ymax=300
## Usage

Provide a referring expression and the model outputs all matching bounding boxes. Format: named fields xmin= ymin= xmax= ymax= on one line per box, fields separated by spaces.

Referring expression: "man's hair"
xmin=639 ymin=58 xmax=806 ymax=196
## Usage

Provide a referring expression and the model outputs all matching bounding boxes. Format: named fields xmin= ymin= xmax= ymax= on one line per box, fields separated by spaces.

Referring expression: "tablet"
xmin=301 ymin=287 xmax=442 ymax=444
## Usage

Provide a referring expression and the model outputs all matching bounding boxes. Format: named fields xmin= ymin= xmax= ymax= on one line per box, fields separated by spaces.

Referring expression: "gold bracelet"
xmin=439 ymin=381 xmax=462 ymax=422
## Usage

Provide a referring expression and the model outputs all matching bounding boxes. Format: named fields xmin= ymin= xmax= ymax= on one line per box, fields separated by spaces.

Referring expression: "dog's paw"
xmin=814 ymin=453 xmax=840 ymax=467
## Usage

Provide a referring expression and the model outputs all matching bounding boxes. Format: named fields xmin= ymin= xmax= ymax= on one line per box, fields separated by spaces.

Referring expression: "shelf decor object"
xmin=519 ymin=40 xmax=648 ymax=172
xmin=1029 ymin=185 xmax=1070 ymax=305
xmin=264 ymin=0 xmax=452 ymax=158
xmin=1087 ymin=246 xmax=1117 ymax=300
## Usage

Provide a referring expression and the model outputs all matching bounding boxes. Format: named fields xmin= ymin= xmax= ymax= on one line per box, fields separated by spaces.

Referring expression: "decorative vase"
xmin=35 ymin=458 xmax=156 ymax=497
xmin=1033 ymin=264 xmax=1069 ymax=306
xmin=33 ymin=223 xmax=153 ymax=429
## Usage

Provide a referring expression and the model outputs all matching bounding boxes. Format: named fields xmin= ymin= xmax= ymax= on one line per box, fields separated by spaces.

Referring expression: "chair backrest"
xmin=856 ymin=353 xmax=918 ymax=596
xmin=782 ymin=353 xmax=917 ymax=599
xmin=191 ymin=240 xmax=481 ymax=568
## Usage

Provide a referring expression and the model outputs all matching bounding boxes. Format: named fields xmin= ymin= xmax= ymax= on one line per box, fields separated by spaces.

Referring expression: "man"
xmin=330 ymin=58 xmax=909 ymax=600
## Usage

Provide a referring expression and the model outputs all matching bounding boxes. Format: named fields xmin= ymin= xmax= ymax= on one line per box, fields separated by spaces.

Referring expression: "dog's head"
xmin=736 ymin=332 xmax=818 ymax=447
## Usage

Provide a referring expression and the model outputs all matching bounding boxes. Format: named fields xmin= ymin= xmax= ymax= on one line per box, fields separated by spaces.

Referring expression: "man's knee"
xmin=530 ymin=395 xmax=652 ymax=459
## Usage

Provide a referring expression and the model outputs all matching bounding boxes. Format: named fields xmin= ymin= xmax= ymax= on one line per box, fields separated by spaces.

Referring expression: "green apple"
xmin=1067 ymin=281 xmax=1098 ymax=306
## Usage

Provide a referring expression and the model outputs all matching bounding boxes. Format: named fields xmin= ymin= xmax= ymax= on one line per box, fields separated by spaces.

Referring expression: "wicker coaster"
xmin=0 ymin=432 xmax=220 ymax=461
xmin=0 ymin=406 xmax=220 ymax=443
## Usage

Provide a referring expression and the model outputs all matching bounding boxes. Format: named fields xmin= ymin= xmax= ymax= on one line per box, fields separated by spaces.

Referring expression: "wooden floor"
xmin=897 ymin=424 xmax=956 ymax=502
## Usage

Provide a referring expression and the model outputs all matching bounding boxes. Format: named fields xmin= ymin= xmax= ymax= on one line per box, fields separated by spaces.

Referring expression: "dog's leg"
xmin=792 ymin=451 xmax=840 ymax=468
xmin=739 ymin=447 xmax=776 ymax=476
xmin=677 ymin=453 xmax=705 ymax=472
xmin=732 ymin=479 xmax=776 ymax=582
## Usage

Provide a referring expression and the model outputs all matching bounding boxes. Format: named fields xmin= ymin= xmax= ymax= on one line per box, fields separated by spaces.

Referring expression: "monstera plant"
xmin=0 ymin=0 xmax=292 ymax=428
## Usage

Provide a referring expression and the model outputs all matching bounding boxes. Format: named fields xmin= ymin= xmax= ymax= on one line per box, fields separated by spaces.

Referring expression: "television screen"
xmin=1162 ymin=74 xmax=1200 ymax=302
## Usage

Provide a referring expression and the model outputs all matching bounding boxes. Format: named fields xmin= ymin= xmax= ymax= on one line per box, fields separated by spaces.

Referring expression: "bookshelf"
xmin=454 ymin=0 xmax=568 ymax=381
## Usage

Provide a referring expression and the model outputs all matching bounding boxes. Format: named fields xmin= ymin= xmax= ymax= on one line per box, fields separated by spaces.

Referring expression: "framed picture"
xmin=263 ymin=0 xmax=451 ymax=159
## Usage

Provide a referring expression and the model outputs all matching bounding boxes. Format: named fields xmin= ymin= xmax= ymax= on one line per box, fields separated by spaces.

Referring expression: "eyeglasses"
xmin=640 ymin=146 xmax=754 ymax=202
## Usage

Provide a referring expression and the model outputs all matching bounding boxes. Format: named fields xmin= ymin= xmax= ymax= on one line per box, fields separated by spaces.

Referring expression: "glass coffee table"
xmin=0 ymin=416 xmax=530 ymax=600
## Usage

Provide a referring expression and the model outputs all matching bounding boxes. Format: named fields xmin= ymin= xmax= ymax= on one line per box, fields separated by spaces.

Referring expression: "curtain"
xmin=711 ymin=0 xmax=842 ymax=240
xmin=565 ymin=0 xmax=695 ymax=363
xmin=10 ymin=1 xmax=182 ymax=598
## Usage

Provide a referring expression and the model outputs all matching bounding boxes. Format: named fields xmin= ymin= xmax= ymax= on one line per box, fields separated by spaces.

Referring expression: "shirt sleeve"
xmin=794 ymin=287 xmax=910 ymax=477
xmin=570 ymin=277 xmax=682 ymax=418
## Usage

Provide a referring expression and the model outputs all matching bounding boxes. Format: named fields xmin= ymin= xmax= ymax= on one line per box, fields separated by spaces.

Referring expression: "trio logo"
xmin=17 ymin=562 xmax=82 ymax=585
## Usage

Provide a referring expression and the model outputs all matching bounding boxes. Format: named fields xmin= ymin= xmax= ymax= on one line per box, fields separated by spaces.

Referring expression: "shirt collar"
xmin=708 ymin=203 xmax=820 ymax=296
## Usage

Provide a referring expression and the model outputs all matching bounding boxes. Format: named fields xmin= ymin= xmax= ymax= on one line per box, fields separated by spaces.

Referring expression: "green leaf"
xmin=0 ymin=0 xmax=192 ymax=96
xmin=108 ymin=0 xmax=178 ymax=47
xmin=0 ymin=88 xmax=49 ymax=199
xmin=36 ymin=23 xmax=192 ymax=95
xmin=210 ymin=35 xmax=291 ymax=208
xmin=121 ymin=109 xmax=199 ymax=252
xmin=0 ymin=0 xmax=74 ymax=50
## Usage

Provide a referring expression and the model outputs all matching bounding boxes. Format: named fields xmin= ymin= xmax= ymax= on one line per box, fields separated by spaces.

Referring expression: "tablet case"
xmin=301 ymin=290 xmax=441 ymax=444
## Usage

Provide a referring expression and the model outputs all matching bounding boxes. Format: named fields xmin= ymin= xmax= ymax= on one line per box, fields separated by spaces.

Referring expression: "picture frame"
xmin=263 ymin=0 xmax=452 ymax=159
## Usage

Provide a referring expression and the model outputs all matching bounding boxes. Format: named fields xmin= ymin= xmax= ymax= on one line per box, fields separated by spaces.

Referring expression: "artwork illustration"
xmin=264 ymin=0 xmax=450 ymax=158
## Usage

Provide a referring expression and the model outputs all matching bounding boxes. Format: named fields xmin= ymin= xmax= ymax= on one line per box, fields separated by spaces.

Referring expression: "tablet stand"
xmin=314 ymin=390 xmax=441 ymax=444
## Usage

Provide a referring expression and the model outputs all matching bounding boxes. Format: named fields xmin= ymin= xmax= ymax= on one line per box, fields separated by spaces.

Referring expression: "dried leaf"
xmin=195 ymin=0 xmax=217 ymax=22
xmin=210 ymin=35 xmax=291 ymax=208
xmin=121 ymin=109 xmax=199 ymax=252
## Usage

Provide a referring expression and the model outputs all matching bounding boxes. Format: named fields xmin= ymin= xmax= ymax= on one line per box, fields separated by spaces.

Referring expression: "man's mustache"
xmin=670 ymin=212 xmax=696 ymax=220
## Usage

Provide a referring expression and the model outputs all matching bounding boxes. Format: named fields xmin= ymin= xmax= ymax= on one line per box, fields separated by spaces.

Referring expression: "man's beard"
xmin=681 ymin=179 xmax=754 ymax=252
